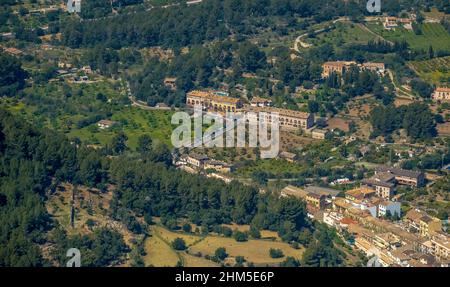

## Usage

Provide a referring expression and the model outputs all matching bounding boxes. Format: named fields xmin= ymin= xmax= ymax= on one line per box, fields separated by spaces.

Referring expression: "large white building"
xmin=378 ymin=201 xmax=401 ymax=218
xmin=432 ymin=87 xmax=450 ymax=102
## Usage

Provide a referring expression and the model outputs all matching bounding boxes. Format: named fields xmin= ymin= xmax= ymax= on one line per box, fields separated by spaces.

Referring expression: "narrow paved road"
xmin=122 ymin=79 xmax=179 ymax=111
xmin=294 ymin=17 xmax=394 ymax=52
xmin=292 ymin=18 xmax=418 ymax=102
xmin=386 ymin=69 xmax=417 ymax=100
xmin=293 ymin=17 xmax=350 ymax=52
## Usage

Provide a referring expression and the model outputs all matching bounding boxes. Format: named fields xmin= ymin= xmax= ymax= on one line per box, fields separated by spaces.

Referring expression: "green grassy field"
xmin=188 ymin=236 xmax=304 ymax=266
xmin=144 ymin=234 xmax=181 ymax=267
xmin=307 ymin=22 xmax=377 ymax=47
xmin=366 ymin=23 xmax=450 ymax=52
xmin=144 ymin=225 xmax=303 ymax=267
xmin=69 ymin=107 xmax=174 ymax=148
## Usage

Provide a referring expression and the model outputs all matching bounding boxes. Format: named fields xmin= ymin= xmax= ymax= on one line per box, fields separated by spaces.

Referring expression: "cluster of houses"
xmin=280 ymin=165 xmax=449 ymax=267
xmin=97 ymin=120 xmax=118 ymax=130
xmin=351 ymin=208 xmax=448 ymax=267
xmin=281 ymin=185 xmax=340 ymax=210
xmin=186 ymin=89 xmax=335 ymax=143
xmin=404 ymin=209 xmax=443 ymax=238
xmin=321 ymin=61 xmax=386 ymax=78
xmin=383 ymin=16 xmax=414 ymax=30
xmin=354 ymin=228 xmax=447 ymax=267
xmin=320 ymin=61 xmax=449 ymax=104
xmin=174 ymin=153 xmax=235 ymax=183
xmin=56 ymin=63 xmax=94 ymax=83
xmin=362 ymin=166 xmax=425 ymax=200
xmin=334 ymin=187 xmax=401 ymax=219
xmin=0 ymin=45 xmax=24 ymax=57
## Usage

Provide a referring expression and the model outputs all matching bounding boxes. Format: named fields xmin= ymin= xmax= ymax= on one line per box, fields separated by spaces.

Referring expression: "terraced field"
xmin=408 ymin=56 xmax=450 ymax=84
xmin=188 ymin=236 xmax=304 ymax=266
xmin=366 ymin=23 xmax=450 ymax=52
xmin=144 ymin=224 xmax=304 ymax=267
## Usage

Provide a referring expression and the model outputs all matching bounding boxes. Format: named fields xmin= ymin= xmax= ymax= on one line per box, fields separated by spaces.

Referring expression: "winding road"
xmin=293 ymin=17 xmax=350 ymax=52
xmin=386 ymin=69 xmax=417 ymax=100
xmin=293 ymin=17 xmax=394 ymax=52
xmin=122 ymin=79 xmax=178 ymax=111
xmin=293 ymin=18 xmax=418 ymax=101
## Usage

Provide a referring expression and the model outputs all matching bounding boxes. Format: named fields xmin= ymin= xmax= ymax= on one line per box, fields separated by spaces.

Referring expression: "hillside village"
xmin=0 ymin=0 xmax=449 ymax=268
xmin=176 ymin=144 xmax=448 ymax=266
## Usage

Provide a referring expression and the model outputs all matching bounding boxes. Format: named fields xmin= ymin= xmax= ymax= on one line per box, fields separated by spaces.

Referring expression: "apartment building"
xmin=345 ymin=187 xmax=376 ymax=201
xmin=361 ymin=62 xmax=386 ymax=74
xmin=311 ymin=128 xmax=329 ymax=140
xmin=204 ymin=160 xmax=234 ymax=173
xmin=430 ymin=235 xmax=449 ymax=261
xmin=321 ymin=61 xmax=385 ymax=78
xmin=281 ymin=185 xmax=340 ymax=210
xmin=421 ymin=233 xmax=449 ymax=262
xmin=432 ymin=87 xmax=450 ymax=102
xmin=354 ymin=237 xmax=395 ymax=267
xmin=321 ymin=61 xmax=357 ymax=78
xmin=334 ymin=196 xmax=379 ymax=218
xmin=337 ymin=189 xmax=400 ymax=218
xmin=186 ymin=90 xmax=242 ymax=112
xmin=323 ymin=212 xmax=344 ymax=228
xmin=246 ymin=106 xmax=315 ymax=131
xmin=250 ymin=97 xmax=272 ymax=107
xmin=362 ymin=172 xmax=396 ymax=199
xmin=419 ymin=216 xmax=443 ymax=238
xmin=375 ymin=166 xmax=425 ymax=187
xmin=305 ymin=193 xmax=326 ymax=210
xmin=404 ymin=209 xmax=442 ymax=237
xmin=378 ymin=201 xmax=401 ymax=218
xmin=362 ymin=179 xmax=395 ymax=200
xmin=184 ymin=153 xmax=209 ymax=169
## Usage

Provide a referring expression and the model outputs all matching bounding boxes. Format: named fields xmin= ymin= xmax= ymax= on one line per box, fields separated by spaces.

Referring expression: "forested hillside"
xmin=0 ymin=109 xmax=77 ymax=266
xmin=0 ymin=108 xmax=345 ymax=266
xmin=1 ymin=0 xmax=448 ymax=268
xmin=60 ymin=0 xmax=435 ymax=49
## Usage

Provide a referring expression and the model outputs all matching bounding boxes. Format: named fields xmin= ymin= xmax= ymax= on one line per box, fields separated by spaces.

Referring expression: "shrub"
xmin=215 ymin=247 xmax=228 ymax=261
xmin=171 ymin=238 xmax=186 ymax=250
xmin=249 ymin=226 xmax=261 ymax=239
xmin=222 ymin=227 xmax=233 ymax=237
xmin=269 ymin=248 xmax=284 ymax=258
xmin=233 ymin=231 xmax=248 ymax=242
xmin=182 ymin=223 xmax=192 ymax=233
